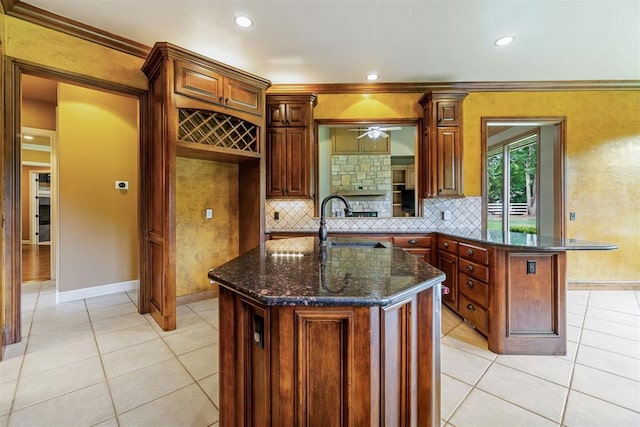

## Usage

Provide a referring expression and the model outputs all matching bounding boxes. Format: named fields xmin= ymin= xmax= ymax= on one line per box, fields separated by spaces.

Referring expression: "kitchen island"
xmin=209 ymin=236 xmax=446 ymax=427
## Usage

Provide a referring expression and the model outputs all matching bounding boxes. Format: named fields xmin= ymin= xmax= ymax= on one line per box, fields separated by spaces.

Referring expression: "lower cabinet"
xmin=218 ymin=285 xmax=441 ymax=426
xmin=435 ymin=234 xmax=567 ymax=355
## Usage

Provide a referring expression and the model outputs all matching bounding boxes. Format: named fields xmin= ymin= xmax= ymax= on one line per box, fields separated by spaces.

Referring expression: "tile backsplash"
xmin=266 ymin=197 xmax=482 ymax=233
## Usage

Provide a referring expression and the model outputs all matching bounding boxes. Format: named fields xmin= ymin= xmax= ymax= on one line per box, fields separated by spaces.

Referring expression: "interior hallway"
xmin=0 ymin=282 xmax=638 ymax=426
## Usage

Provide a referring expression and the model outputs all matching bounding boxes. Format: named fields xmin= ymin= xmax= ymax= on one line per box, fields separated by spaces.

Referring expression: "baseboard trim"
xmin=176 ymin=287 xmax=219 ymax=306
xmin=56 ymin=280 xmax=139 ymax=303
xmin=568 ymin=281 xmax=640 ymax=290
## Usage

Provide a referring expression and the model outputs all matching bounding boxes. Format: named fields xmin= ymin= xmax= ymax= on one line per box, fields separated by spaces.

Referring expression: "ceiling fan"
xmin=349 ymin=126 xmax=402 ymax=139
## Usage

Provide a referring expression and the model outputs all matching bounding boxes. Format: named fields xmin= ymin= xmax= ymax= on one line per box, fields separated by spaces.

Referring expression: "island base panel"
xmin=218 ymin=284 xmax=441 ymax=426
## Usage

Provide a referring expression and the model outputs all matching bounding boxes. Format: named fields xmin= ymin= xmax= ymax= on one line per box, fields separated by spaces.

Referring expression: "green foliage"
xmin=510 ymin=225 xmax=537 ymax=234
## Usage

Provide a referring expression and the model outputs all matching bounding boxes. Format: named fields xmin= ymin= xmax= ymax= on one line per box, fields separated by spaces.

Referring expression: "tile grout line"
xmin=559 ymin=290 xmax=590 ymax=426
xmin=85 ymin=295 xmax=121 ymax=426
xmin=5 ymin=281 xmax=44 ymax=423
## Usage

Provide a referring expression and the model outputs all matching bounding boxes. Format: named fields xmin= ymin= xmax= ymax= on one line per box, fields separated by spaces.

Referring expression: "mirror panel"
xmin=317 ymin=123 xmax=418 ymax=218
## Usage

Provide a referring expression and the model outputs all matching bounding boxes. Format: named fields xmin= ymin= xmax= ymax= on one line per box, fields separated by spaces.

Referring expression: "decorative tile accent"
xmin=266 ymin=197 xmax=482 ymax=234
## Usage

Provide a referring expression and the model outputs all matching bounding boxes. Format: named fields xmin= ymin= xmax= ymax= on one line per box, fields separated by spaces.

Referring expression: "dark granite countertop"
xmin=267 ymin=229 xmax=617 ymax=251
xmin=440 ymin=229 xmax=618 ymax=251
xmin=208 ymin=237 xmax=445 ymax=307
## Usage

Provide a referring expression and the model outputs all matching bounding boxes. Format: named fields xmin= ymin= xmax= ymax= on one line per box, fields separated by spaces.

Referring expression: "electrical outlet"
xmin=442 ymin=211 xmax=451 ymax=221
xmin=570 ymin=211 xmax=576 ymax=221
xmin=205 ymin=208 xmax=213 ymax=219
xmin=274 ymin=211 xmax=280 ymax=221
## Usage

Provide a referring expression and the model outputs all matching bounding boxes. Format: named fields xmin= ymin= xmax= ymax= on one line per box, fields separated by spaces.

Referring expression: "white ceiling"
xmin=21 ymin=0 xmax=640 ymax=84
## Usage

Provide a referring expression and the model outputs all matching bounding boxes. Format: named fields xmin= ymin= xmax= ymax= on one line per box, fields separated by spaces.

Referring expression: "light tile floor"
xmin=1 ymin=282 xmax=639 ymax=426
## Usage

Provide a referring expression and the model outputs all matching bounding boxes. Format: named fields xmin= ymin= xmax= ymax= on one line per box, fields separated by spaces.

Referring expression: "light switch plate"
xmin=205 ymin=208 xmax=213 ymax=219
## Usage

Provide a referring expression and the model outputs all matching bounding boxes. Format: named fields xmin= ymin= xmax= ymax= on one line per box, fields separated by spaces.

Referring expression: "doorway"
xmin=2 ymin=61 xmax=146 ymax=346
xmin=482 ymin=118 xmax=566 ymax=240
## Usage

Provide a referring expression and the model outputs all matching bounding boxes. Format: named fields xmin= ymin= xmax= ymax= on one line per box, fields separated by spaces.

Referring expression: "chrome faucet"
xmin=319 ymin=195 xmax=353 ymax=246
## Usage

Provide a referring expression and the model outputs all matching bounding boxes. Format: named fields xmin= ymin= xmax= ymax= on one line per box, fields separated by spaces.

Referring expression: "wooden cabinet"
xmin=418 ymin=91 xmax=467 ymax=198
xmin=436 ymin=240 xmax=458 ymax=310
xmin=174 ymin=59 xmax=263 ymax=116
xmin=457 ymin=242 xmax=490 ymax=335
xmin=140 ymin=42 xmax=270 ymax=330
xmin=393 ymin=235 xmax=432 ymax=265
xmin=219 ymin=284 xmax=441 ymax=426
xmin=436 ymin=233 xmax=567 ymax=355
xmin=266 ymin=94 xmax=316 ymax=198
xmin=489 ymin=251 xmax=567 ymax=355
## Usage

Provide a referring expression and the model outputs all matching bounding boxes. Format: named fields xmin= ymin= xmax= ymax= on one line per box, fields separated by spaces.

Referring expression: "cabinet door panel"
xmin=224 ymin=77 xmax=263 ymax=115
xmin=285 ymin=103 xmax=308 ymax=127
xmin=266 ymin=103 xmax=287 ymax=127
xmin=266 ymin=129 xmax=286 ymax=196
xmin=437 ymin=251 xmax=458 ymax=310
xmin=174 ymin=60 xmax=223 ymax=105
xmin=436 ymin=100 xmax=461 ymax=126
xmin=436 ymin=128 xmax=462 ymax=197
xmin=285 ymin=129 xmax=309 ymax=197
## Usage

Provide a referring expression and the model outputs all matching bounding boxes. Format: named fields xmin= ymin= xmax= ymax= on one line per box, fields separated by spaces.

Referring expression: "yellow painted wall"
xmin=315 ymin=93 xmax=423 ymax=119
xmin=176 ymin=157 xmax=239 ymax=297
xmin=57 ymin=83 xmax=139 ymax=291
xmin=465 ymin=91 xmax=640 ymax=282
xmin=22 ymin=98 xmax=56 ymax=130
xmin=4 ymin=16 xmax=147 ymax=90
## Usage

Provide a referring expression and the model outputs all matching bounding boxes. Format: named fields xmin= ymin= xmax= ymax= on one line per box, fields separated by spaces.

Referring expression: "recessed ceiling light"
xmin=234 ymin=15 xmax=253 ymax=28
xmin=366 ymin=73 xmax=379 ymax=81
xmin=494 ymin=35 xmax=515 ymax=46
xmin=23 ymin=135 xmax=34 ymax=140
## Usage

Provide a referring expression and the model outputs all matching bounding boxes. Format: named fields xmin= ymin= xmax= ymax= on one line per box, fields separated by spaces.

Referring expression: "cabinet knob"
xmin=408 ymin=239 xmax=417 ymax=245
xmin=225 ymin=98 xmax=229 ymax=104
xmin=442 ymin=286 xmax=450 ymax=295
xmin=467 ymin=249 xmax=474 ymax=256
xmin=281 ymin=120 xmax=286 ymax=125
xmin=466 ymin=265 xmax=474 ymax=272
xmin=467 ymin=280 xmax=474 ymax=288
xmin=466 ymin=303 xmax=475 ymax=311
xmin=443 ymin=242 xmax=449 ymax=248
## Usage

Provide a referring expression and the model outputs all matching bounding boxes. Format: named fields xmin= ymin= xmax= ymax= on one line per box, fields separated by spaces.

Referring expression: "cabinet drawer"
xmin=459 ymin=243 xmax=489 ymax=265
xmin=437 ymin=236 xmax=458 ymax=254
xmin=459 ymin=294 xmax=488 ymax=335
xmin=393 ymin=235 xmax=431 ymax=248
xmin=459 ymin=258 xmax=489 ymax=282
xmin=459 ymin=272 xmax=488 ymax=307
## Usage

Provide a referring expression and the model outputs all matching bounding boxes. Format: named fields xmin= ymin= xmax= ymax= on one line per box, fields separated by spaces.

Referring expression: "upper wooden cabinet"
xmin=266 ymin=94 xmax=317 ymax=198
xmin=266 ymin=101 xmax=308 ymax=127
xmin=418 ymin=91 xmax=468 ymax=198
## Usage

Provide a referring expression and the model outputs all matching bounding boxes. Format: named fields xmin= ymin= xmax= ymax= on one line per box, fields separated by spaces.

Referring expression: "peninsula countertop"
xmin=208 ymin=236 xmax=445 ymax=307
xmin=267 ymin=229 xmax=618 ymax=251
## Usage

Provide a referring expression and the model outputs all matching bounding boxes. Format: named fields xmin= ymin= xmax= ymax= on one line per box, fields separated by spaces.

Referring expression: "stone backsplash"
xmin=266 ymin=197 xmax=482 ymax=233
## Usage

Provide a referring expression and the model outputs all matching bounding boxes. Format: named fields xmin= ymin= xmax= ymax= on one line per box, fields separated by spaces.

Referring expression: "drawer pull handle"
xmin=467 ymin=249 xmax=474 ymax=256
xmin=466 ymin=265 xmax=474 ymax=272
xmin=466 ymin=303 xmax=475 ymax=311
xmin=443 ymin=242 xmax=449 ymax=248
xmin=408 ymin=239 xmax=417 ymax=244
xmin=467 ymin=280 xmax=474 ymax=288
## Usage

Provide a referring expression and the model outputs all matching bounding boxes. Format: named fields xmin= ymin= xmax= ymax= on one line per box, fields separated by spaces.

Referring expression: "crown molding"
xmin=270 ymin=80 xmax=640 ymax=94
xmin=2 ymin=0 xmax=150 ymax=58
xmin=3 ymin=0 xmax=639 ymax=92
